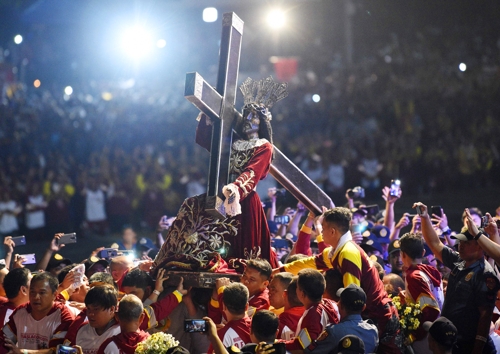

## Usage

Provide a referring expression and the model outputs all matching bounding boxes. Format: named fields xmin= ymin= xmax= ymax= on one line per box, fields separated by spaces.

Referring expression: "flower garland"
xmin=135 ymin=332 xmax=179 ymax=354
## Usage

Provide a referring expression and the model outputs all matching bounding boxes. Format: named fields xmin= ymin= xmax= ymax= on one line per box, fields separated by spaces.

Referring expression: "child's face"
xmin=241 ymin=267 xmax=268 ymax=296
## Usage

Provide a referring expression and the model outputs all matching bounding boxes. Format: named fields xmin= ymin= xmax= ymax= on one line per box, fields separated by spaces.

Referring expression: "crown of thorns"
xmin=239 ymin=76 xmax=289 ymax=109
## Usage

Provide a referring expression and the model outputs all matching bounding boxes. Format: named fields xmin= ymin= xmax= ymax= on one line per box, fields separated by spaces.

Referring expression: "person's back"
xmin=211 ymin=283 xmax=252 ymax=352
xmin=286 ymin=269 xmax=339 ymax=352
xmin=98 ymin=294 xmax=150 ymax=354
xmin=400 ymin=233 xmax=442 ymax=354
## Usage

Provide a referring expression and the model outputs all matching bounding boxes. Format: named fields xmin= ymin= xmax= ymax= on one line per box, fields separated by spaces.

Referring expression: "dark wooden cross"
xmin=185 ymin=12 xmax=333 ymax=219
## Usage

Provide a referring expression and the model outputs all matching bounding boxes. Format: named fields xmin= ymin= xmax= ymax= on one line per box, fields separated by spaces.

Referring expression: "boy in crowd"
xmin=286 ymin=269 xmax=339 ymax=351
xmin=0 ymin=268 xmax=31 ymax=326
xmin=278 ymin=277 xmax=304 ymax=340
xmin=97 ymin=294 xmax=150 ymax=354
xmin=399 ymin=232 xmax=443 ymax=353
xmin=1 ymin=272 xmax=74 ymax=353
xmin=64 ymin=285 xmax=120 ymax=353
xmin=268 ymin=272 xmax=293 ymax=315
xmin=210 ymin=259 xmax=271 ymax=323
xmin=305 ymin=284 xmax=378 ymax=354
xmin=209 ymin=283 xmax=252 ymax=352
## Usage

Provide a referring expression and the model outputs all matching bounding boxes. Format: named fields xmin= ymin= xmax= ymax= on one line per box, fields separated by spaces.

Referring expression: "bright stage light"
xmin=33 ymin=79 xmax=41 ymax=88
xmin=121 ymin=26 xmax=154 ymax=60
xmin=267 ymin=9 xmax=285 ymax=29
xmin=312 ymin=94 xmax=321 ymax=103
xmin=459 ymin=63 xmax=467 ymax=72
xmin=14 ymin=35 xmax=23 ymax=45
xmin=203 ymin=7 xmax=218 ymax=23
xmin=156 ymin=39 xmax=166 ymax=48
xmin=64 ymin=86 xmax=73 ymax=95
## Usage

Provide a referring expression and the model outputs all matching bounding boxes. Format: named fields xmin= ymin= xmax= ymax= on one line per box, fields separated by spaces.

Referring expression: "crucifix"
xmin=185 ymin=12 xmax=333 ymax=219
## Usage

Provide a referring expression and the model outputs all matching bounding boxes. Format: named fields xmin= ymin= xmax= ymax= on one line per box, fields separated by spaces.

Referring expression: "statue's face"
xmin=242 ymin=108 xmax=260 ymax=136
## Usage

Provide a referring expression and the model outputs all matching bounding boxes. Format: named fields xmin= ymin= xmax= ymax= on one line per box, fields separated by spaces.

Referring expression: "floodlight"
xmin=14 ymin=35 xmax=23 ymax=45
xmin=459 ymin=63 xmax=466 ymax=72
xmin=33 ymin=79 xmax=41 ymax=88
xmin=267 ymin=9 xmax=285 ymax=29
xmin=203 ymin=7 xmax=218 ymax=23
xmin=156 ymin=39 xmax=166 ymax=48
xmin=64 ymin=86 xmax=73 ymax=95
xmin=312 ymin=94 xmax=321 ymax=103
xmin=121 ymin=26 xmax=154 ymax=60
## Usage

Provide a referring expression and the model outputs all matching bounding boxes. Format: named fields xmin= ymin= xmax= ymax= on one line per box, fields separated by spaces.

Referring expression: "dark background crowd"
xmin=0 ymin=1 xmax=499 ymax=247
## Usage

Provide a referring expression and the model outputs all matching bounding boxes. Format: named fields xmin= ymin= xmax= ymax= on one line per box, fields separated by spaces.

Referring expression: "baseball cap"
xmin=388 ymin=239 xmax=401 ymax=254
xmin=337 ymin=335 xmax=365 ymax=354
xmin=423 ymin=317 xmax=457 ymax=348
xmin=451 ymin=227 xmax=475 ymax=242
xmin=336 ymin=284 xmax=366 ymax=312
xmin=371 ymin=225 xmax=390 ymax=244
xmin=361 ymin=235 xmax=383 ymax=254
xmin=84 ymin=256 xmax=109 ymax=273
xmin=351 ymin=208 xmax=367 ymax=217
xmin=47 ymin=253 xmax=72 ymax=270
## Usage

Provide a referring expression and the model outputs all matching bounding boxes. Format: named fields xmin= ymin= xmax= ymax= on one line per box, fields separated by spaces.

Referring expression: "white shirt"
xmin=76 ymin=323 xmax=121 ymax=354
xmin=26 ymin=194 xmax=46 ymax=229
xmin=86 ymin=189 xmax=106 ymax=222
xmin=0 ymin=200 xmax=19 ymax=234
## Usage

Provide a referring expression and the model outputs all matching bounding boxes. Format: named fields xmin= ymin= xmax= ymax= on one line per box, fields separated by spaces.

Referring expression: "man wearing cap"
xmin=305 ymin=284 xmax=378 ymax=354
xmin=84 ymin=257 xmax=109 ymax=278
xmin=423 ymin=317 xmax=457 ymax=354
xmin=417 ymin=202 xmax=499 ymax=354
xmin=275 ymin=207 xmax=402 ymax=353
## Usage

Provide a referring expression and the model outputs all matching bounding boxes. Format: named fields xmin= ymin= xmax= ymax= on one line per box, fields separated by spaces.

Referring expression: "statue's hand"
xmin=227 ymin=191 xmax=235 ymax=204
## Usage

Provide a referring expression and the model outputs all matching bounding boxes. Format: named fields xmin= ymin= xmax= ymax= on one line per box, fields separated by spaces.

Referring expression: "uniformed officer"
xmin=417 ymin=203 xmax=500 ymax=354
xmin=305 ymin=284 xmax=378 ymax=354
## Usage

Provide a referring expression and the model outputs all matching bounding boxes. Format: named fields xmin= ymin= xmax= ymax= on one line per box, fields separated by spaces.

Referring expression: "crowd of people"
xmin=1 ymin=190 xmax=500 ymax=353
xmin=1 ymin=2 xmax=499 ymax=237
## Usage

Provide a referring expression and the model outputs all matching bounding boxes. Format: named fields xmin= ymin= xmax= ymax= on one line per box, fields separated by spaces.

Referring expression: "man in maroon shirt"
xmin=285 ymin=269 xmax=340 ymax=352
xmin=209 ymin=259 xmax=271 ymax=323
xmin=208 ymin=283 xmax=252 ymax=353
xmin=278 ymin=277 xmax=304 ymax=340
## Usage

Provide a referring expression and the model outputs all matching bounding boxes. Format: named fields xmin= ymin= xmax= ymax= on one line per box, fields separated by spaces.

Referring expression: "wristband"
xmin=474 ymin=231 xmax=484 ymax=241
xmin=441 ymin=226 xmax=451 ymax=234
xmin=475 ymin=335 xmax=487 ymax=342
xmin=153 ymin=290 xmax=161 ymax=296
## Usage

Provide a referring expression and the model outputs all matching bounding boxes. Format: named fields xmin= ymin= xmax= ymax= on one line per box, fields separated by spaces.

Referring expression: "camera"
xmin=184 ymin=319 xmax=208 ymax=333
xmin=389 ymin=179 xmax=401 ymax=197
xmin=347 ymin=186 xmax=365 ymax=199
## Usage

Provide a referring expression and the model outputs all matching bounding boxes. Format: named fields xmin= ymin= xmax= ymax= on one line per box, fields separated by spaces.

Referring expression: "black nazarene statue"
xmin=153 ymin=77 xmax=288 ymax=273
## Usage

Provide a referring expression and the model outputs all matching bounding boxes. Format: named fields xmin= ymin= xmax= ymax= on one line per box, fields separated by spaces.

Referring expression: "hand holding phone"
xmin=57 ymin=233 xmax=77 ymax=245
xmin=431 ymin=206 xmax=443 ymax=218
xmin=18 ymin=253 xmax=36 ymax=265
xmin=11 ymin=236 xmax=26 ymax=246
xmin=274 ymin=215 xmax=290 ymax=225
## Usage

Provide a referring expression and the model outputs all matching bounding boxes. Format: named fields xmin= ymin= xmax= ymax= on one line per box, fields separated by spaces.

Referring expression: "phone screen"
xmin=11 ymin=236 xmax=26 ymax=246
xmin=184 ymin=319 xmax=207 ymax=333
xmin=390 ymin=180 xmax=401 ymax=197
